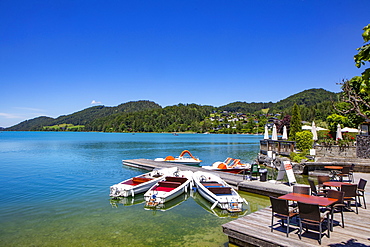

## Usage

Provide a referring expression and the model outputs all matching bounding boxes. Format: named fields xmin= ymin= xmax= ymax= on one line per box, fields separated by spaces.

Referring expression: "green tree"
xmin=296 ymin=131 xmax=314 ymax=151
xmin=326 ymin=114 xmax=348 ymax=137
xmin=289 ymin=104 xmax=302 ymax=141
xmin=337 ymin=24 xmax=370 ymax=121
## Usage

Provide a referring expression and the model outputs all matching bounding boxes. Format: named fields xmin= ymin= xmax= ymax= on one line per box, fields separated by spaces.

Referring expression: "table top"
xmin=324 ymin=166 xmax=344 ymax=170
xmin=278 ymin=193 xmax=338 ymax=207
xmin=323 ymin=181 xmax=353 ymax=188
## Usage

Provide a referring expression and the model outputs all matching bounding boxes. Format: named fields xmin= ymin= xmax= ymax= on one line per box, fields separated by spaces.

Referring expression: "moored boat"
xmin=144 ymin=170 xmax=193 ymax=207
xmin=202 ymin=157 xmax=250 ymax=174
xmin=154 ymin=150 xmax=202 ymax=165
xmin=192 ymin=171 xmax=247 ymax=212
xmin=109 ymin=167 xmax=177 ymax=198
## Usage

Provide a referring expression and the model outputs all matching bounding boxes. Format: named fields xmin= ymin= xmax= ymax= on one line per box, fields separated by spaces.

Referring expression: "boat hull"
xmin=109 ymin=167 xmax=177 ymax=198
xmin=144 ymin=170 xmax=193 ymax=206
xmin=193 ymin=171 xmax=245 ymax=212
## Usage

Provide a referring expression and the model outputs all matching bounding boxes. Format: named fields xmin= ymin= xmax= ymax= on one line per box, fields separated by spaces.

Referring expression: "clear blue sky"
xmin=1 ymin=1 xmax=369 ymax=127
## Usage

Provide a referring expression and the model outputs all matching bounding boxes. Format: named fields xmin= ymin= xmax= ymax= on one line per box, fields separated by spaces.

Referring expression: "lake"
xmin=0 ymin=132 xmax=270 ymax=246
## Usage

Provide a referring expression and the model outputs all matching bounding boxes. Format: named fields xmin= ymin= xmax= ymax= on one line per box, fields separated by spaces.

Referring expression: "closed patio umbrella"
xmin=311 ymin=122 xmax=318 ymax=141
xmin=264 ymin=125 xmax=269 ymax=139
xmin=282 ymin=126 xmax=288 ymax=140
xmin=272 ymin=124 xmax=278 ymax=140
xmin=336 ymin=124 xmax=343 ymax=140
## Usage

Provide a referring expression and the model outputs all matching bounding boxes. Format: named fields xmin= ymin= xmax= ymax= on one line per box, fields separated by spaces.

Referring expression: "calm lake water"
xmin=0 ymin=132 xmax=270 ymax=246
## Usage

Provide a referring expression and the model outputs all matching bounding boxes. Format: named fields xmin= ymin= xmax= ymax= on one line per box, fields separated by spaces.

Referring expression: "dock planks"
xmin=223 ymin=203 xmax=370 ymax=246
xmin=122 ymin=159 xmax=370 ymax=246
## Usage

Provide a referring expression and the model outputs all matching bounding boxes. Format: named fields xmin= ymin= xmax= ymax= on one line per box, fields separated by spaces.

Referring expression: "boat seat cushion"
xmin=202 ymin=183 xmax=223 ymax=187
xmin=132 ymin=177 xmax=152 ymax=183
xmin=207 ymin=187 xmax=232 ymax=195
xmin=165 ymin=176 xmax=188 ymax=184
xmin=158 ymin=181 xmax=181 ymax=188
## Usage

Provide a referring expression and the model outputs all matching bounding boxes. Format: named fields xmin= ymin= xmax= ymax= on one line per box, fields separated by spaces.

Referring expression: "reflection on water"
xmin=0 ymin=132 xmax=269 ymax=246
xmin=192 ymin=190 xmax=250 ymax=218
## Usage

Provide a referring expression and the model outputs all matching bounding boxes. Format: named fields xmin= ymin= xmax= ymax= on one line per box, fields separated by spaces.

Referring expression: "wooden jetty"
xmin=223 ymin=203 xmax=370 ymax=246
xmin=122 ymin=159 xmax=370 ymax=246
xmin=122 ymin=159 xmax=292 ymax=196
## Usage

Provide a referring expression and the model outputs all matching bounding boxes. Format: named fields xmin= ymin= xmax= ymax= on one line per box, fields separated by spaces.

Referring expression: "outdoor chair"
xmin=269 ymin=196 xmax=298 ymax=237
xmin=297 ymin=201 xmax=330 ymax=245
xmin=325 ymin=189 xmax=346 ymax=230
xmin=341 ymin=184 xmax=358 ymax=214
xmin=349 ymin=164 xmax=355 ymax=182
xmin=357 ymin=178 xmax=367 ymax=209
xmin=317 ymin=176 xmax=330 ymax=192
xmin=337 ymin=166 xmax=351 ymax=182
xmin=293 ymin=185 xmax=310 ymax=195
xmin=308 ymin=179 xmax=326 ymax=197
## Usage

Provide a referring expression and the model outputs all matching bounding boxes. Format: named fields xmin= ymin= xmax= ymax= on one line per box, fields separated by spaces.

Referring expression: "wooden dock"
xmin=223 ymin=202 xmax=370 ymax=246
xmin=122 ymin=159 xmax=370 ymax=246
xmin=122 ymin=159 xmax=292 ymax=196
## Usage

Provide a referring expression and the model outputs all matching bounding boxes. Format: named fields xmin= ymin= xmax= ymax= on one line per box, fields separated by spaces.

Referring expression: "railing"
xmin=260 ymin=140 xmax=295 ymax=156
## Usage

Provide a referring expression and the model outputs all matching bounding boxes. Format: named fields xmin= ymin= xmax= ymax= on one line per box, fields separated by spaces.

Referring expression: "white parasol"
xmin=264 ymin=125 xmax=269 ymax=139
xmin=272 ymin=124 xmax=278 ymax=140
xmin=336 ymin=124 xmax=343 ymax=140
xmin=341 ymin=127 xmax=359 ymax=133
xmin=311 ymin=121 xmax=318 ymax=141
xmin=282 ymin=125 xmax=288 ymax=140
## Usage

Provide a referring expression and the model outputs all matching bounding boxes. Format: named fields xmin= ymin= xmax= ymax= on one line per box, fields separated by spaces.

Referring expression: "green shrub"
xmin=295 ymin=131 xmax=313 ymax=151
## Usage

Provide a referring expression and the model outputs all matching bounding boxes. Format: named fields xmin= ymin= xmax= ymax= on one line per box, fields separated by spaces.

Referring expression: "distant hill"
xmin=218 ymin=88 xmax=337 ymax=113
xmin=7 ymin=100 xmax=161 ymax=131
xmin=6 ymin=88 xmax=338 ymax=131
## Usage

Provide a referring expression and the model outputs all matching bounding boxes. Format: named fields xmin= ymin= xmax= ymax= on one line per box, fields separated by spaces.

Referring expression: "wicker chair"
xmin=297 ymin=201 xmax=330 ymax=244
xmin=341 ymin=184 xmax=358 ymax=214
xmin=308 ymin=179 xmax=326 ymax=197
xmin=337 ymin=166 xmax=351 ymax=182
xmin=326 ymin=189 xmax=346 ymax=230
xmin=269 ymin=196 xmax=298 ymax=237
xmin=317 ymin=176 xmax=330 ymax=192
xmin=357 ymin=178 xmax=367 ymax=209
xmin=293 ymin=185 xmax=310 ymax=195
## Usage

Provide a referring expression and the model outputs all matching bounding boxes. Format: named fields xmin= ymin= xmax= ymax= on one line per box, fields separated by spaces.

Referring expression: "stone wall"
xmin=315 ymin=145 xmax=357 ymax=159
xmin=357 ymin=135 xmax=370 ymax=159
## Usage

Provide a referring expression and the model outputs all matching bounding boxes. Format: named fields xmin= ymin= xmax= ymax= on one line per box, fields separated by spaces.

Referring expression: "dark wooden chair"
xmin=337 ymin=166 xmax=351 ymax=182
xmin=357 ymin=178 xmax=367 ymax=209
xmin=349 ymin=164 xmax=355 ymax=182
xmin=293 ymin=185 xmax=310 ymax=195
xmin=317 ymin=176 xmax=330 ymax=192
xmin=297 ymin=201 xmax=330 ymax=244
xmin=269 ymin=196 xmax=298 ymax=237
xmin=308 ymin=179 xmax=326 ymax=197
xmin=326 ymin=189 xmax=346 ymax=230
xmin=341 ymin=184 xmax=358 ymax=214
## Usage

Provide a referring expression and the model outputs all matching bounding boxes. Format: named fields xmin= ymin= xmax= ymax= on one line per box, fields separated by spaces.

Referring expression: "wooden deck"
xmin=123 ymin=159 xmax=370 ymax=246
xmin=223 ymin=202 xmax=370 ymax=247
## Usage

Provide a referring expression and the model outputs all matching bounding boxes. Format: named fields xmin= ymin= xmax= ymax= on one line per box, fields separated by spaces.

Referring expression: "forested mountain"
xmin=5 ymin=88 xmax=339 ymax=132
xmin=86 ymin=104 xmax=214 ymax=132
xmin=271 ymin=88 xmax=338 ymax=110
xmin=7 ymin=100 xmax=161 ymax=131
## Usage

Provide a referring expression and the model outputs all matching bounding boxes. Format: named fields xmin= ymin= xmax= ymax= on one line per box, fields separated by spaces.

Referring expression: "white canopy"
xmin=302 ymin=125 xmax=328 ymax=131
xmin=341 ymin=127 xmax=359 ymax=133
xmin=272 ymin=124 xmax=278 ymax=140
xmin=311 ymin=122 xmax=318 ymax=141
xmin=282 ymin=126 xmax=288 ymax=140
xmin=336 ymin=124 xmax=343 ymax=140
xmin=264 ymin=125 xmax=269 ymax=139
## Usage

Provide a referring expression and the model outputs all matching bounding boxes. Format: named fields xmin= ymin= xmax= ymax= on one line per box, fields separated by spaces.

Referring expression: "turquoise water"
xmin=0 ymin=132 xmax=270 ymax=246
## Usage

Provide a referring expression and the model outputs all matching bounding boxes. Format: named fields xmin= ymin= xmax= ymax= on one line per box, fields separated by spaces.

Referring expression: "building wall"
xmin=315 ymin=145 xmax=357 ymax=158
xmin=357 ymin=135 xmax=370 ymax=159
